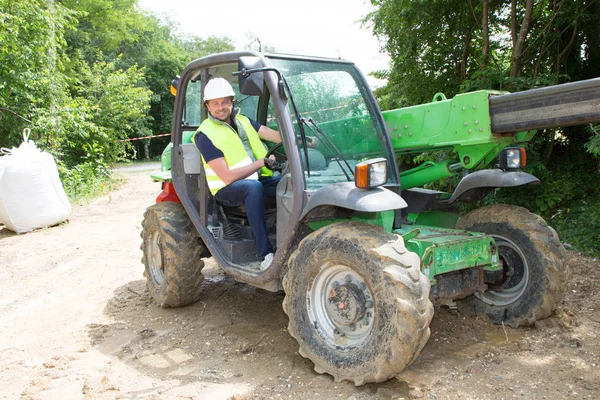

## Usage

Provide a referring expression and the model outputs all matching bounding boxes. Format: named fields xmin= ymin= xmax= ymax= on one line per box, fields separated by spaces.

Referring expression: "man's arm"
xmin=258 ymin=124 xmax=320 ymax=148
xmin=257 ymin=125 xmax=281 ymax=143
xmin=208 ymin=157 xmax=267 ymax=185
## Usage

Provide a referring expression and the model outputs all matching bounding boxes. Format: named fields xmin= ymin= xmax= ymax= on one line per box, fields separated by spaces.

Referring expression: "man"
xmin=195 ymin=77 xmax=282 ymax=270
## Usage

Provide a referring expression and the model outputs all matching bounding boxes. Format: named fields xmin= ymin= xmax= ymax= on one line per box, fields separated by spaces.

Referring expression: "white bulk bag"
xmin=0 ymin=129 xmax=72 ymax=233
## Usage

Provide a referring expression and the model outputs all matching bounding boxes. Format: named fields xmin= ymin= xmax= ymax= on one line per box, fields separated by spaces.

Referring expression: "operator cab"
xmin=170 ymin=52 xmax=402 ymax=285
xmin=176 ymin=62 xmax=283 ymax=266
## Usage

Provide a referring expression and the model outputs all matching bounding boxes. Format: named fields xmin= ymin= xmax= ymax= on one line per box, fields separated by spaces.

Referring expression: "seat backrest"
xmin=182 ymin=143 xmax=201 ymax=174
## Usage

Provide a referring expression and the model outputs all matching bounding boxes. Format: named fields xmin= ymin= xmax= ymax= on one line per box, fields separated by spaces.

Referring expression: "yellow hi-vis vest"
xmin=196 ymin=112 xmax=272 ymax=195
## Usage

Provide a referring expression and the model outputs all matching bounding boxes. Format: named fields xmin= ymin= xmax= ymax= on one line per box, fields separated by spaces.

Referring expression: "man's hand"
xmin=263 ymin=155 xmax=284 ymax=172
xmin=307 ymin=136 xmax=320 ymax=148
xmin=296 ymin=135 xmax=320 ymax=149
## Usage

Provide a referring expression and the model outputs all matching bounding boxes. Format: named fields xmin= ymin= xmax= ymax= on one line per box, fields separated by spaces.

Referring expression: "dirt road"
xmin=1 ymin=166 xmax=598 ymax=399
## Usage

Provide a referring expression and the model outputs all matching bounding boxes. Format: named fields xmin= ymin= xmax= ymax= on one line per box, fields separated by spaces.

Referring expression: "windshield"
xmin=268 ymin=58 xmax=397 ymax=190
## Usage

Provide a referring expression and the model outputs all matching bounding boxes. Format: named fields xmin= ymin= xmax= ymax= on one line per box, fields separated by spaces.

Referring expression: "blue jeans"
xmin=215 ymin=176 xmax=281 ymax=259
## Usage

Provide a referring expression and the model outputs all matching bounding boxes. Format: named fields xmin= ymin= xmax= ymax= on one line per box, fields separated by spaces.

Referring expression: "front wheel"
xmin=456 ymin=204 xmax=569 ymax=327
xmin=140 ymin=202 xmax=206 ymax=307
xmin=282 ymin=222 xmax=433 ymax=385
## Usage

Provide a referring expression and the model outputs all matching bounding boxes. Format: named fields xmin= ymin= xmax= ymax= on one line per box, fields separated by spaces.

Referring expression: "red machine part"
xmin=156 ymin=182 xmax=180 ymax=203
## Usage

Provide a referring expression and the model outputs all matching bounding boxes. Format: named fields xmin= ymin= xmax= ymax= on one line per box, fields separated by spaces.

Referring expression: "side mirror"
xmin=170 ymin=75 xmax=180 ymax=97
xmin=237 ymin=57 xmax=264 ymax=96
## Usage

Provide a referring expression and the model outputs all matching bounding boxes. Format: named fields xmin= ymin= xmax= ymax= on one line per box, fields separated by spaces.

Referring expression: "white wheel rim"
xmin=307 ymin=263 xmax=375 ymax=349
xmin=147 ymin=231 xmax=165 ymax=285
xmin=478 ymin=234 xmax=529 ymax=306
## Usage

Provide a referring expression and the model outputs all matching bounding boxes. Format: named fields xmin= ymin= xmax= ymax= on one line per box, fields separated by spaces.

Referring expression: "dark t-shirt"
xmin=196 ymin=116 xmax=262 ymax=163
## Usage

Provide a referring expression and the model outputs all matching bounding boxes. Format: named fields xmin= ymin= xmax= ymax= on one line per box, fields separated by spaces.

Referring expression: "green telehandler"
xmin=141 ymin=51 xmax=600 ymax=385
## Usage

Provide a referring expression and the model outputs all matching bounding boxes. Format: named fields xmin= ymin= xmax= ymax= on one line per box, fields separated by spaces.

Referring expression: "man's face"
xmin=206 ymin=96 xmax=233 ymax=122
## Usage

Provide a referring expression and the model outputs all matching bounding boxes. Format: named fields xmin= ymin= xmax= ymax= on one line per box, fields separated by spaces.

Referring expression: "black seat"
xmin=219 ymin=196 xmax=277 ymax=218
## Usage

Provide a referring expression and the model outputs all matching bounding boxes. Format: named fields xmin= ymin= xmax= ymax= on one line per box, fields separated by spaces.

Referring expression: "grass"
xmin=65 ymin=173 xmax=126 ymax=205
xmin=111 ymin=157 xmax=161 ymax=168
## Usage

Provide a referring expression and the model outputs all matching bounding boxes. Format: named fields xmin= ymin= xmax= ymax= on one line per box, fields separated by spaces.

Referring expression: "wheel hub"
xmin=326 ymin=283 xmax=367 ymax=326
xmin=308 ymin=264 xmax=375 ymax=349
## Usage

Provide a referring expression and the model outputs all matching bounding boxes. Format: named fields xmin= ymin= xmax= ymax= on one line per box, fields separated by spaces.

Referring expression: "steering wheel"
xmin=264 ymin=141 xmax=287 ymax=173
xmin=265 ymin=141 xmax=284 ymax=159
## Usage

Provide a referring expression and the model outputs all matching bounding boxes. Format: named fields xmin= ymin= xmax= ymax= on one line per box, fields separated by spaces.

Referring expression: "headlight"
xmin=355 ymin=158 xmax=388 ymax=189
xmin=498 ymin=147 xmax=526 ymax=170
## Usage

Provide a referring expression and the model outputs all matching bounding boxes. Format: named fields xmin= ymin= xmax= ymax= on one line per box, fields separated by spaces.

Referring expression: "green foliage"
xmin=31 ymin=57 xmax=151 ymax=169
xmin=0 ymin=0 xmax=75 ymax=146
xmin=585 ymin=124 xmax=600 ymax=157
xmin=471 ymin=126 xmax=600 ymax=254
xmin=368 ymin=0 xmax=473 ymax=106
xmin=60 ymin=0 xmax=151 ymax=61
xmin=180 ymin=34 xmax=235 ymax=58
xmin=74 ymin=58 xmax=152 ymax=159
xmin=58 ymin=159 xmax=124 ymax=203
xmin=552 ymin=199 xmax=600 ymax=257
xmin=368 ymin=0 xmax=597 ymax=105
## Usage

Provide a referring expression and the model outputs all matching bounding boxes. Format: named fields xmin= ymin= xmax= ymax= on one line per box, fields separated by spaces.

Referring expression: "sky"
xmin=137 ymin=0 xmax=390 ymax=87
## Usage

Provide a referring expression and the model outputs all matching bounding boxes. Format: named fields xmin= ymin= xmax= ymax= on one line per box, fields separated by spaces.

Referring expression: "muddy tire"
xmin=456 ymin=204 xmax=569 ymax=327
xmin=282 ymin=222 xmax=433 ymax=385
xmin=141 ymin=202 xmax=206 ymax=307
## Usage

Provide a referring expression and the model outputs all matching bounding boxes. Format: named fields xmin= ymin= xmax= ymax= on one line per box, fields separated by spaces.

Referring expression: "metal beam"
xmin=489 ymin=78 xmax=600 ymax=133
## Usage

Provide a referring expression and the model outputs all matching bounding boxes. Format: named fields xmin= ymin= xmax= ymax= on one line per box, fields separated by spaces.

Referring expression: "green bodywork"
xmin=383 ymin=90 xmax=535 ymax=190
xmin=395 ymin=225 xmax=502 ymax=282
xmin=380 ymin=91 xmax=529 ymax=280
xmin=407 ymin=210 xmax=458 ymax=230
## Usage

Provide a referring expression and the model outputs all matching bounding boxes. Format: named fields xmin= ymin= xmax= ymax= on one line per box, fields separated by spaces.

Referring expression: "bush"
xmin=57 ymin=160 xmax=122 ymax=203
xmin=552 ymin=199 xmax=600 ymax=257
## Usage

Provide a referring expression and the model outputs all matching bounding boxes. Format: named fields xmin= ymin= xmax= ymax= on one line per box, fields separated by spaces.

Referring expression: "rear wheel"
xmin=282 ymin=222 xmax=433 ymax=385
xmin=456 ymin=204 xmax=569 ymax=327
xmin=141 ymin=202 xmax=206 ymax=307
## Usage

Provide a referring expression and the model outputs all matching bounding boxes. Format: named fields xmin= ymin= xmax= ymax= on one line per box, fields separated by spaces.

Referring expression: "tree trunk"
xmin=511 ymin=0 xmax=518 ymax=48
xmin=510 ymin=0 xmax=534 ymax=78
xmin=482 ymin=0 xmax=490 ymax=67
xmin=534 ymin=0 xmax=559 ymax=79
xmin=545 ymin=129 xmax=556 ymax=165
xmin=462 ymin=25 xmax=476 ymax=79
xmin=556 ymin=22 xmax=579 ymax=75
xmin=144 ymin=142 xmax=150 ymax=160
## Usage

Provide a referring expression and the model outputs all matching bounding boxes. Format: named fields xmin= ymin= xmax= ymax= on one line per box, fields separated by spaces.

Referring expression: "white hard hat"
xmin=204 ymin=78 xmax=235 ymax=101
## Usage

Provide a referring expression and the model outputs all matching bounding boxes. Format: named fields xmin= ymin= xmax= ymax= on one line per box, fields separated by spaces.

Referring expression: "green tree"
xmin=367 ymin=0 xmax=596 ymax=106
xmin=245 ymin=33 xmax=276 ymax=53
xmin=367 ymin=0 xmax=481 ymax=109
xmin=59 ymin=0 xmax=150 ymax=64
